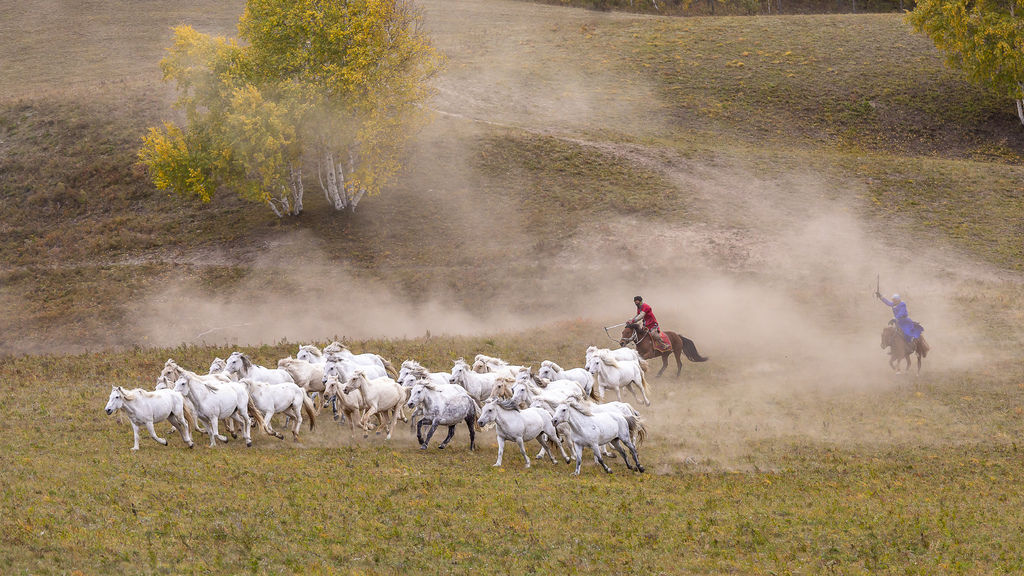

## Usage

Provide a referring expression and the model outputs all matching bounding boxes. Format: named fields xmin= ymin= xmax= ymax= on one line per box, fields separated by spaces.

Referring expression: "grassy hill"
xmin=2 ymin=1 xmax=1024 ymax=572
xmin=1 ymin=2 xmax=1021 ymax=354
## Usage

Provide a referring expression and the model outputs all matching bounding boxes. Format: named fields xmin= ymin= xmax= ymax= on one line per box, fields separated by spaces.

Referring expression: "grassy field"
xmin=3 ymin=330 xmax=1024 ymax=574
xmin=3 ymin=0 xmax=1024 ymax=572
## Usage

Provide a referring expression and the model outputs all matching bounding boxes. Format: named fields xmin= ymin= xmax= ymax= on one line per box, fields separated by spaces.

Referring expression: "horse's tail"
xmin=382 ymin=357 xmax=399 ymax=378
xmin=182 ymin=401 xmax=202 ymax=435
xmin=680 ymin=336 xmax=709 ymax=362
xmin=626 ymin=413 xmax=647 ymax=447
xmin=302 ymin=394 xmax=317 ymax=431
xmin=639 ymin=363 xmax=651 ymax=393
xmin=247 ymin=397 xmax=270 ymax=435
xmin=588 ymin=374 xmax=601 ymax=401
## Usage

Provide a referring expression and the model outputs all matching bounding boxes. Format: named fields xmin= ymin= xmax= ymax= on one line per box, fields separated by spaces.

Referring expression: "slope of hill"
xmin=1 ymin=0 xmax=1021 ymax=355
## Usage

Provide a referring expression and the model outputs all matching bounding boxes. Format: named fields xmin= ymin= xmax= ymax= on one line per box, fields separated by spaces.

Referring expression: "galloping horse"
xmin=881 ymin=325 xmax=929 ymax=374
xmin=620 ymin=322 xmax=708 ymax=378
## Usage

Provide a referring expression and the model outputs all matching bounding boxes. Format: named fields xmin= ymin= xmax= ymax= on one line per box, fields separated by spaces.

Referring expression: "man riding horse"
xmin=875 ymin=291 xmax=923 ymax=347
xmin=629 ymin=296 xmax=671 ymax=352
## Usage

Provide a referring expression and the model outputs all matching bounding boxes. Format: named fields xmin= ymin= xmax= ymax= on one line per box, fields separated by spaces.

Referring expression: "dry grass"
xmin=3 ymin=0 xmax=1024 ymax=572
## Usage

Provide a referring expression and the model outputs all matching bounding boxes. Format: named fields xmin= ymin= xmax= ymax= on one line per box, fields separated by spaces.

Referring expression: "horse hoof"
xmin=246 ymin=441 xmax=252 ymax=447
xmin=188 ymin=443 xmax=194 ymax=449
xmin=638 ymin=466 xmax=645 ymax=473
xmin=419 ymin=445 xmax=428 ymax=450
xmin=437 ymin=445 xmax=446 ymax=450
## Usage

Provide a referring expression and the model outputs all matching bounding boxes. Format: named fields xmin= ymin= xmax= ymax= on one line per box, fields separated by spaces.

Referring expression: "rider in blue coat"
xmin=875 ymin=292 xmax=923 ymax=344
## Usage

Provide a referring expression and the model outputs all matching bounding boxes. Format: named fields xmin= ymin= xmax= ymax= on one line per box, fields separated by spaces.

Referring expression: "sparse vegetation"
xmin=2 ymin=0 xmax=1024 ymax=573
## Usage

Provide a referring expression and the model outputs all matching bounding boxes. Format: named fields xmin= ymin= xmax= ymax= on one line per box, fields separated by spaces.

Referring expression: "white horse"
xmin=513 ymin=367 xmax=586 ymax=403
xmin=208 ymin=357 xmax=228 ymax=376
xmin=477 ymin=397 xmax=564 ymax=468
xmin=470 ymin=354 xmax=522 ymax=378
xmin=322 ymin=354 xmax=388 ymax=386
xmin=322 ymin=374 xmax=373 ymax=434
xmin=586 ymin=351 xmax=650 ymax=405
xmin=449 ymin=358 xmax=500 ymax=405
xmin=156 ymin=358 xmax=237 ymax=434
xmin=507 ymin=379 xmax=577 ymax=461
xmin=407 ymin=380 xmax=478 ymax=451
xmin=224 ymin=352 xmax=295 ymax=385
xmin=552 ymin=399 xmax=646 ymax=476
xmin=323 ymin=341 xmax=396 ymax=377
xmin=538 ymin=360 xmax=595 ymax=398
xmin=277 ymin=356 xmax=326 ymax=398
xmin=172 ymin=372 xmax=264 ymax=447
xmin=243 ymin=378 xmax=316 ymax=442
xmin=585 ymin=345 xmax=645 ymax=366
xmin=397 ymin=360 xmax=450 ymax=388
xmin=105 ymin=386 xmax=195 ymax=451
xmin=342 ymin=370 xmax=405 ymax=439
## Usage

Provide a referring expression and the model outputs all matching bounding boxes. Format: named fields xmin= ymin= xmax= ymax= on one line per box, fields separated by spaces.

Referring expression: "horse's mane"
xmin=415 ymin=378 xmax=441 ymax=392
xmin=410 ymin=365 xmax=431 ymax=378
xmin=540 ymin=360 xmax=562 ymax=372
xmin=299 ymin=345 xmax=323 ymax=358
xmin=119 ymin=387 xmax=155 ymax=401
xmin=597 ymin=352 xmax=620 ymax=368
xmin=493 ymin=397 xmax=520 ymax=411
xmin=565 ymin=398 xmax=593 ymax=416
xmin=323 ymin=341 xmax=349 ymax=355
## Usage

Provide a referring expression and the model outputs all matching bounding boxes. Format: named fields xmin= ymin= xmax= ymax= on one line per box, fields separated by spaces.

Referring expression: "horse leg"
xmin=290 ymin=407 xmax=302 ymax=442
xmin=208 ymin=418 xmax=221 ymax=447
xmin=236 ymin=411 xmax=253 ymax=447
xmin=360 ymin=407 xmax=379 ymax=439
xmin=609 ymin=439 xmax=633 ymax=470
xmin=130 ymin=422 xmax=142 ymax=451
xmin=638 ymin=379 xmax=651 ymax=406
xmin=494 ymin=436 xmax=506 ymax=467
xmin=264 ymin=410 xmax=283 ymax=439
xmin=465 ymin=415 xmax=476 ymax=451
xmin=516 ymin=437 xmax=531 ymax=468
xmin=674 ymin=349 xmax=683 ymax=379
xmin=437 ymin=425 xmax=457 ymax=449
xmin=168 ymin=412 xmax=194 ymax=448
xmin=416 ymin=417 xmax=428 ymax=446
xmin=145 ymin=421 xmax=168 ymax=446
xmin=657 ymin=354 xmax=668 ymax=378
xmin=622 ymin=437 xmax=644 ymax=472
xmin=386 ymin=407 xmax=399 ymax=440
xmin=591 ymin=443 xmax=613 ymax=474
xmin=423 ymin=421 xmax=441 ymax=449
xmin=572 ymin=443 xmax=584 ymax=476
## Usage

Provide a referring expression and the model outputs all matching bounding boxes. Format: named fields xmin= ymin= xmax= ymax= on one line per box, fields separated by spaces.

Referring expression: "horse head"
xmin=619 ymin=323 xmax=640 ymax=347
xmin=105 ymin=386 xmax=125 ymax=414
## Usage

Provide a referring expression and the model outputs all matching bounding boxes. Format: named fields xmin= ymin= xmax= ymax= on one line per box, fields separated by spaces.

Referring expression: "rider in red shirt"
xmin=631 ymin=296 xmax=665 ymax=347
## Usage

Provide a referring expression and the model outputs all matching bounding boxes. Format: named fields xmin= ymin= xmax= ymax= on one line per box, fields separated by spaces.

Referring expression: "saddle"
xmin=648 ymin=330 xmax=672 ymax=353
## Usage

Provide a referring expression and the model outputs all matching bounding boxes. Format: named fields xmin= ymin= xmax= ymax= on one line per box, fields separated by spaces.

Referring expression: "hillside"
xmin=1 ymin=0 xmax=1022 ymax=356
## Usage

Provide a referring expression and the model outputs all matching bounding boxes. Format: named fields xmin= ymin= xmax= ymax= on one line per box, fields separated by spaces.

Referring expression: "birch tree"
xmin=138 ymin=0 xmax=442 ymax=216
xmin=908 ymin=0 xmax=1024 ymax=126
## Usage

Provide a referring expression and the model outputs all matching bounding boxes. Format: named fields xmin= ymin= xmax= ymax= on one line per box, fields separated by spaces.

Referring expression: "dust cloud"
xmin=119 ymin=0 xmax=1018 ymax=468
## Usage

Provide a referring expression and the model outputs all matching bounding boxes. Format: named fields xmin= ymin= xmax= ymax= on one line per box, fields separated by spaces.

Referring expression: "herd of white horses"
xmin=103 ymin=342 xmax=656 ymax=475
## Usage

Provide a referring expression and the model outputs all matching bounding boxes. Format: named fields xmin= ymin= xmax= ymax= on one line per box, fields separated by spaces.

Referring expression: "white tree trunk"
xmin=323 ymin=150 xmax=346 ymax=210
xmin=290 ymin=164 xmax=304 ymax=215
xmin=1017 ymin=84 xmax=1024 ymax=126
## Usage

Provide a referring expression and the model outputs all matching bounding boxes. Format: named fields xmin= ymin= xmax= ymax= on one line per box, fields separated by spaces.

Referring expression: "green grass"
xmin=3 ymin=333 xmax=1024 ymax=574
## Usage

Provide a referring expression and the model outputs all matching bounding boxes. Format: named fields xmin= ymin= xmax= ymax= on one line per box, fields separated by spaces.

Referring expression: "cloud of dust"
xmin=124 ymin=0 xmax=1016 ymax=467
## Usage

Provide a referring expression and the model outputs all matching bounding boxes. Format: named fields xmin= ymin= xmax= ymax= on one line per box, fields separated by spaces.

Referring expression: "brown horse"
xmin=881 ymin=326 xmax=929 ymax=374
xmin=620 ymin=322 xmax=708 ymax=378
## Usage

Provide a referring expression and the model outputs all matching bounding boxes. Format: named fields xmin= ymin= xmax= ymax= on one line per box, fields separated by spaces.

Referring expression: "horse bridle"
xmin=620 ymin=323 xmax=649 ymax=347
